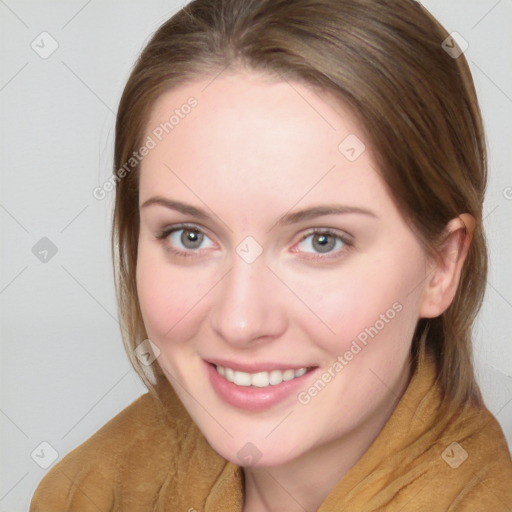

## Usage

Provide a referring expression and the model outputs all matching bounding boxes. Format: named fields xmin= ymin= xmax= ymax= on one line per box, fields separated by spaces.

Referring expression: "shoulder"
xmin=403 ymin=352 xmax=512 ymax=509
xmin=29 ymin=384 xmax=181 ymax=511
xmin=434 ymin=402 xmax=512 ymax=510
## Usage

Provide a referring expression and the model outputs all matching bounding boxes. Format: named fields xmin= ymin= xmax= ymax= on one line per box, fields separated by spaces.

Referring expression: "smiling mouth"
xmin=205 ymin=360 xmax=319 ymax=411
xmin=212 ymin=363 xmax=316 ymax=388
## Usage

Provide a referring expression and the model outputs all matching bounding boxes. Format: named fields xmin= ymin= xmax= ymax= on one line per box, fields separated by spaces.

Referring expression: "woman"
xmin=31 ymin=0 xmax=512 ymax=510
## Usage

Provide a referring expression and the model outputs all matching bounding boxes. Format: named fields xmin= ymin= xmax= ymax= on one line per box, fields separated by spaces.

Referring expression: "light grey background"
xmin=1 ymin=1 xmax=511 ymax=510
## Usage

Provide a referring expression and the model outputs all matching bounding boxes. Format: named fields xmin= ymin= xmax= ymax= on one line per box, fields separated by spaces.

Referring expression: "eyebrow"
xmin=140 ymin=196 xmax=378 ymax=225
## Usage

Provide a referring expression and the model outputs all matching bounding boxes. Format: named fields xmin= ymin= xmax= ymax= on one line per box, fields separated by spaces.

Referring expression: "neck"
xmin=242 ymin=359 xmax=412 ymax=512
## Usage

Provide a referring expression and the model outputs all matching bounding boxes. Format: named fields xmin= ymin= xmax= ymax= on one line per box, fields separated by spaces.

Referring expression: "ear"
xmin=419 ymin=213 xmax=475 ymax=319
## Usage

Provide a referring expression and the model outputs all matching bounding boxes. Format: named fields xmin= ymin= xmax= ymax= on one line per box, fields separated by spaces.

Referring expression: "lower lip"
xmin=205 ymin=361 xmax=317 ymax=412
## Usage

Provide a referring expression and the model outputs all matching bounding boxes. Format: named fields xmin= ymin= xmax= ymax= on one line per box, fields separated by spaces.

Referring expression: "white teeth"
xmin=251 ymin=371 xmax=269 ymax=388
xmin=269 ymin=370 xmax=283 ymax=385
xmin=282 ymin=369 xmax=295 ymax=381
xmin=225 ymin=367 xmax=235 ymax=383
xmin=295 ymin=367 xmax=307 ymax=378
xmin=215 ymin=365 xmax=308 ymax=387
xmin=233 ymin=370 xmax=252 ymax=387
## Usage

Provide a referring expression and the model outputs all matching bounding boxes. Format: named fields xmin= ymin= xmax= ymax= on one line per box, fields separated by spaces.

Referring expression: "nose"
xmin=209 ymin=252 xmax=287 ymax=349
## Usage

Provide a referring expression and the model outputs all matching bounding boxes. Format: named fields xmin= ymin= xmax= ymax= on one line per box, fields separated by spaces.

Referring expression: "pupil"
xmin=182 ymin=229 xmax=202 ymax=248
xmin=314 ymin=234 xmax=334 ymax=253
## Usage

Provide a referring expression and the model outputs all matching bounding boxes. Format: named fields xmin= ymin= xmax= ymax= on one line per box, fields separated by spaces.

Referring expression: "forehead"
xmin=139 ymin=72 xmax=389 ymax=218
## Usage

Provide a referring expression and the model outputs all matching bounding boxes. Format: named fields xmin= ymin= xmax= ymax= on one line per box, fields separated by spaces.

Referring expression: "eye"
xmin=156 ymin=223 xmax=214 ymax=258
xmin=295 ymin=229 xmax=352 ymax=259
xmin=155 ymin=224 xmax=353 ymax=261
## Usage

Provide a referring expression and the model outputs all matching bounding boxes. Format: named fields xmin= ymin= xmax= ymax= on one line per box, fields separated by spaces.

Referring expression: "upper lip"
xmin=205 ymin=357 xmax=316 ymax=373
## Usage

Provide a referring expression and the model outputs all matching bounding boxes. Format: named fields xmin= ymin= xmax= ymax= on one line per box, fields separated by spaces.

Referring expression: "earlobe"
xmin=419 ymin=214 xmax=475 ymax=319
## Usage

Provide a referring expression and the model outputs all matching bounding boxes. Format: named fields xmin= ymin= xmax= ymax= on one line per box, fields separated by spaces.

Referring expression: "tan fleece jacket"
xmin=30 ymin=350 xmax=512 ymax=511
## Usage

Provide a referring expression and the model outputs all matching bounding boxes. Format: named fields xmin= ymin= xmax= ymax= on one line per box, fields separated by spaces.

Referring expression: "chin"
xmin=206 ymin=433 xmax=302 ymax=468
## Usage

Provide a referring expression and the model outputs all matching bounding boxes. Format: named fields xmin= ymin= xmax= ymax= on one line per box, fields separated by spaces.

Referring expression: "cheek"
xmin=136 ymin=242 xmax=207 ymax=341
xmin=296 ymin=249 xmax=424 ymax=358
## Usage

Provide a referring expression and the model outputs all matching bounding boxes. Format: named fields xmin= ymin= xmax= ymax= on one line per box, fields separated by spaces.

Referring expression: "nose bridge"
xmin=209 ymin=250 xmax=285 ymax=346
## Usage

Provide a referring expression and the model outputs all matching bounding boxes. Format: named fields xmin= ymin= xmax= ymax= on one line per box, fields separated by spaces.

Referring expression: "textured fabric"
xmin=30 ymin=350 xmax=512 ymax=511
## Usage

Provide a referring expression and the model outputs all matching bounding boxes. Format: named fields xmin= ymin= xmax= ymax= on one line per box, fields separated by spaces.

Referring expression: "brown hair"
xmin=112 ymin=0 xmax=487 ymax=412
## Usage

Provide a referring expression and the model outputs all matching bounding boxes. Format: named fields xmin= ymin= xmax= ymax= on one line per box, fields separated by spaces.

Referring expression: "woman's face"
xmin=136 ymin=71 xmax=430 ymax=466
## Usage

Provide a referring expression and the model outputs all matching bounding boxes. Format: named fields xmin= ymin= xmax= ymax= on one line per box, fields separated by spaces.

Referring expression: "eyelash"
xmin=155 ymin=223 xmax=354 ymax=261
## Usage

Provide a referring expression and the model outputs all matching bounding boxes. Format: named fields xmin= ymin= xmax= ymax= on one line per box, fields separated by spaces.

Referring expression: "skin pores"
xmin=135 ymin=71 xmax=430 ymax=478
